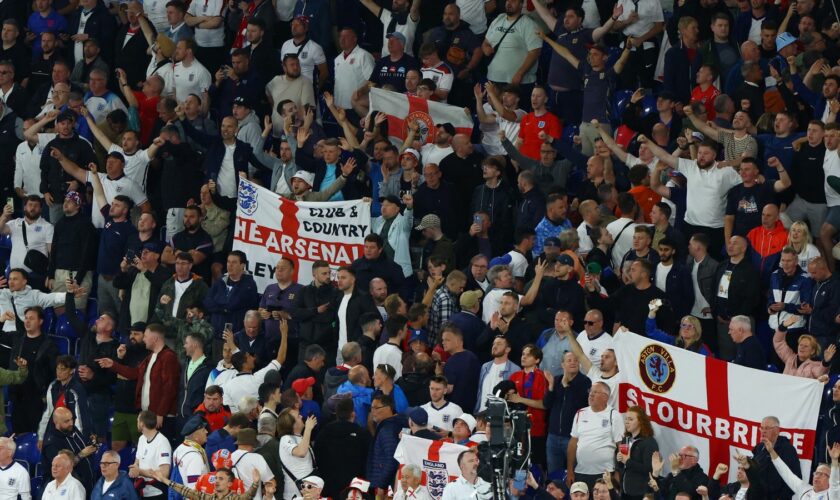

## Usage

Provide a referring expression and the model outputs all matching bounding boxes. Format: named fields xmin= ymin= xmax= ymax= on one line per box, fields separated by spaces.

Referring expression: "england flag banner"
xmin=614 ymin=331 xmax=822 ymax=482
xmin=394 ymin=435 xmax=468 ymax=500
xmin=368 ymin=87 xmax=474 ymax=144
xmin=233 ymin=178 xmax=370 ymax=292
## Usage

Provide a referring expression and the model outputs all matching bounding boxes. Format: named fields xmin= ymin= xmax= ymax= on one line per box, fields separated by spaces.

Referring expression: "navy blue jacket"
xmin=176 ymin=357 xmax=212 ymax=421
xmin=655 ymin=262 xmax=695 ymax=322
xmin=752 ymin=435 xmax=800 ymax=499
xmin=808 ymin=275 xmax=840 ymax=339
xmin=366 ymin=413 xmax=408 ymax=488
xmin=203 ymin=274 xmax=260 ymax=338
xmin=39 ymin=376 xmax=91 ymax=440
xmin=663 ymin=42 xmax=703 ymax=105
xmin=734 ymin=8 xmax=778 ymax=44
xmin=792 ymin=74 xmax=839 ymax=123
xmin=67 ymin=5 xmax=116 ymax=62
xmin=91 ymin=471 xmax=138 ymax=500
xmin=543 ymin=372 xmax=591 ymax=437
xmin=447 ymin=311 xmax=485 ymax=353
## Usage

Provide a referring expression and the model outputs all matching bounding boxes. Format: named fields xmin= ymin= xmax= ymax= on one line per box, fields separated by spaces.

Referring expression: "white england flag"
xmin=614 ymin=331 xmax=822 ymax=482
xmin=232 ymin=178 xmax=371 ymax=292
xmin=368 ymin=87 xmax=474 ymax=144
xmin=394 ymin=435 xmax=469 ymax=500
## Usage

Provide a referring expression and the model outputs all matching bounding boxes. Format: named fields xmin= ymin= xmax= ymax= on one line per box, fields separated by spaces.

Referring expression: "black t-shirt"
xmin=172 ymin=228 xmax=214 ymax=279
xmin=369 ymin=54 xmax=420 ymax=92
xmin=725 ymin=182 xmax=777 ymax=236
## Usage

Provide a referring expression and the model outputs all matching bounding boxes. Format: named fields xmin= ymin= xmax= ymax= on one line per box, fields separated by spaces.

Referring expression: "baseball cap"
xmin=387 ymin=32 xmax=407 ymax=45
xmin=212 ymin=449 xmax=233 ymax=469
xmin=586 ymin=262 xmax=602 ymax=274
xmin=380 ymin=194 xmax=402 ymax=206
xmin=414 ymin=214 xmax=441 ymax=231
xmin=570 ymin=482 xmax=589 ymax=494
xmin=488 ymin=254 xmax=512 ymax=268
xmin=106 ymin=151 xmax=125 ymax=163
xmin=437 ymin=122 xmax=456 ymax=136
xmin=64 ymin=191 xmax=81 ymax=206
xmin=408 ymin=330 xmax=430 ymax=346
xmin=291 ymin=376 xmax=316 ymax=396
xmin=459 ymin=289 xmax=483 ymax=309
xmin=180 ymin=414 xmax=209 ymax=437
xmin=142 ymin=241 xmax=164 ymax=254
xmin=400 ymin=148 xmax=420 ymax=161
xmin=291 ymin=170 xmax=315 ymax=186
xmin=156 ymin=34 xmax=175 ymax=59
xmin=302 ymin=476 xmax=325 ymax=489
xmin=454 ymin=413 xmax=476 ymax=432
xmin=292 ymin=15 xmax=310 ymax=29
xmin=232 ymin=96 xmax=252 ymax=108
xmin=543 ymin=237 xmax=560 ymax=248
xmin=557 ymin=254 xmax=574 ymax=267
xmin=408 ymin=407 xmax=428 ymax=426
xmin=130 ymin=321 xmax=147 ymax=332
xmin=776 ymin=31 xmax=797 ymax=52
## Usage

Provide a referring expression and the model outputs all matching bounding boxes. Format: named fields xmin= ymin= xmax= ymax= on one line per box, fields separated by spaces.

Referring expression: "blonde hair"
xmin=676 ymin=315 xmax=703 ymax=348
xmin=798 ymin=334 xmax=822 ymax=357
xmin=787 ymin=221 xmax=813 ymax=250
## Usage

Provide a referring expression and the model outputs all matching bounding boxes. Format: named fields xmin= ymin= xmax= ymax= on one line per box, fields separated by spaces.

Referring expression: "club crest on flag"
xmin=639 ymin=344 xmax=676 ymax=393
xmin=237 ymin=180 xmax=259 ymax=216
xmin=406 ymin=110 xmax=433 ymax=142
xmin=422 ymin=459 xmax=448 ymax=499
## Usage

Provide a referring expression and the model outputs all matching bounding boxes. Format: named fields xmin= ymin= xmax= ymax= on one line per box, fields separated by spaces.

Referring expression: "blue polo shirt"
xmin=96 ymin=206 xmax=137 ymax=276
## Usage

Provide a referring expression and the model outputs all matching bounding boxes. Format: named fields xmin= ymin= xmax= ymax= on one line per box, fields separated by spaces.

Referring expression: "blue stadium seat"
xmin=30 ymin=476 xmax=42 ymax=497
xmin=561 ymin=125 xmax=579 ymax=144
xmin=118 ymin=447 xmax=136 ymax=472
xmin=43 ymin=308 xmax=55 ymax=335
xmin=55 ymin=311 xmax=84 ymax=339
xmin=765 ymin=363 xmax=779 ymax=373
xmin=612 ymin=89 xmax=634 ymax=124
xmin=641 ymin=94 xmax=658 ymax=116
xmin=14 ymin=433 xmax=39 ymax=467
xmin=49 ymin=335 xmax=70 ymax=355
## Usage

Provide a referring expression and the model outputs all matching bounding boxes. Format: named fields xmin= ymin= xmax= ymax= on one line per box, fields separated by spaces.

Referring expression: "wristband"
xmin=778 ymin=324 xmax=788 ymax=333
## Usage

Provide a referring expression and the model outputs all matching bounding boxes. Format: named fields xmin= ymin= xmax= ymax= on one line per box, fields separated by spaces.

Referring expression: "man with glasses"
xmin=566 ymin=381 xmax=623 ymax=492
xmin=650 ymin=445 xmax=710 ymax=498
xmin=751 ymin=416 xmax=801 ymax=499
xmin=91 ymin=450 xmax=136 ymax=499
xmin=367 ymin=393 xmax=407 ymax=496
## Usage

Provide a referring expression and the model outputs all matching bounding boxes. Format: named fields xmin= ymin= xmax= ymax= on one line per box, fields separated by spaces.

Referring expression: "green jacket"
xmin=154 ymin=274 xmax=210 ymax=321
xmin=155 ymin=302 xmax=215 ymax=361
xmin=0 ymin=366 xmax=27 ymax=435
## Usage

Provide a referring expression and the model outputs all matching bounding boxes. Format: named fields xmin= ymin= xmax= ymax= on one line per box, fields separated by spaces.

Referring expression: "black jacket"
xmin=313 ymin=419 xmax=371 ymax=499
xmin=0 ymin=108 xmax=22 ymax=199
xmin=67 ymin=4 xmax=117 ymax=63
xmin=397 ymin=371 xmax=432 ymax=407
xmin=350 ymin=255 xmax=405 ymax=297
xmin=656 ymin=463 xmax=710 ymax=500
xmin=656 ymin=262 xmax=695 ymax=323
xmin=42 ymin=425 xmax=96 ymax=492
xmin=39 ymin=133 xmax=97 ymax=198
xmin=113 ymin=264 xmax=171 ymax=334
xmin=113 ymin=24 xmax=149 ymax=88
xmin=330 ymin=288 xmax=378 ymax=344
xmin=177 ymin=357 xmax=212 ymax=420
xmin=752 ymin=435 xmax=800 ymax=499
xmin=686 ymin=254 xmax=719 ymax=314
xmin=48 ymin=212 xmax=97 ymax=282
xmin=544 ymin=372 xmax=590 ymax=438
xmin=293 ymin=283 xmax=341 ymax=345
xmin=619 ymin=436 xmax=659 ymax=496
xmin=809 ymin=275 xmax=840 ymax=340
xmin=11 ymin=331 xmax=58 ymax=395
xmin=713 ymin=258 xmax=761 ymax=320
xmin=296 ymin=147 xmax=371 ymax=201
xmin=66 ymin=292 xmax=118 ymax=397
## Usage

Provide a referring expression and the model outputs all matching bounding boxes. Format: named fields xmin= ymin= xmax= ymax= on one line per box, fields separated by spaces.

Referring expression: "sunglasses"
xmin=583 ymin=320 xmax=597 ymax=326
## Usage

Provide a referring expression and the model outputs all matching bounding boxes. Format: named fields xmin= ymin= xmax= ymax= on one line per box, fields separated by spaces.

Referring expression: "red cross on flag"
xmin=368 ymin=88 xmax=474 ymax=144
xmin=614 ymin=332 xmax=822 ymax=482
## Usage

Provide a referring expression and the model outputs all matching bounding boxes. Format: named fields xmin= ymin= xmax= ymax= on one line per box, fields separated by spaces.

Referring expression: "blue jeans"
xmin=546 ymin=433 xmax=570 ymax=475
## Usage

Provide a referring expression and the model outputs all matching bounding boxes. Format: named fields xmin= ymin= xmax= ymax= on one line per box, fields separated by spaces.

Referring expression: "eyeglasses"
xmin=99 ymin=462 xmax=118 ymax=466
xmin=678 ymin=454 xmax=698 ymax=459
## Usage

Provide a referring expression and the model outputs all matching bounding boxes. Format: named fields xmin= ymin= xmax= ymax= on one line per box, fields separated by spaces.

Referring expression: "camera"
xmin=478 ymin=397 xmax=531 ymax=500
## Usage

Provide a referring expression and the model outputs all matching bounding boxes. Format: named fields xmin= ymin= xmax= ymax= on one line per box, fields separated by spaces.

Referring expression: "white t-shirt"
xmin=220 ymin=360 xmax=282 ymax=412
xmin=334 ymin=45 xmax=375 ymax=109
xmin=14 ymin=142 xmax=44 ymax=198
xmin=480 ymin=103 xmax=525 ymax=156
xmin=142 ymin=351 xmax=158 ymax=411
xmin=278 ymin=436 xmax=314 ymax=500
xmin=373 ymin=343 xmax=403 ymax=381
xmin=457 ymin=0 xmax=489 ymax=34
xmin=137 ymin=432 xmax=172 ymax=497
xmin=144 ymin=0 xmax=169 ymax=32
xmin=0 ymin=462 xmax=30 ymax=499
xmin=174 ymin=443 xmax=209 ymax=490
xmin=420 ymin=144 xmax=454 ymax=166
xmin=588 ymin=365 xmax=619 ymax=409
xmin=478 ymin=361 xmax=505 ymax=411
xmin=421 ymin=400 xmax=463 ymax=431
xmin=676 ymin=157 xmax=742 ymax=227
xmin=616 ymin=0 xmax=664 ymax=48
xmin=824 ymin=149 xmax=840 ymax=208
xmin=576 ymin=331 xmax=614 ymax=370
xmin=230 ymin=450 xmax=274 ymax=500
xmin=173 ymin=60 xmax=212 ymax=104
xmin=42 ymin=475 xmax=85 ymax=499
xmin=217 ymin=144 xmax=238 ymax=198
xmin=147 ymin=58 xmax=176 ymax=97
xmin=481 ymin=288 xmax=523 ymax=323
xmin=421 ymin=62 xmax=454 ymax=95
xmin=87 ymin=171 xmax=148 ymax=229
xmin=337 ymin=293 xmax=352 ymax=363
xmin=187 ymin=0 xmax=225 ymax=47
xmin=506 ymin=250 xmax=528 ymax=278
xmin=280 ymin=39 xmax=327 ymax=83
xmin=7 ymin=217 xmax=53 ymax=271
xmin=275 ymin=0 xmax=296 ymax=21
xmin=605 ymin=217 xmax=637 ymax=268
xmin=655 ymin=262 xmax=671 ymax=293
xmin=379 ymin=8 xmax=418 ymax=57
xmin=570 ymin=405 xmax=624 ymax=474
xmin=109 ymin=144 xmax=151 ymax=191
xmin=85 ymin=93 xmax=128 ymax=124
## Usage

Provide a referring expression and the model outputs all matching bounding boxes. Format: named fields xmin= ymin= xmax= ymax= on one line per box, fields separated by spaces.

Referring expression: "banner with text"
xmin=614 ymin=332 xmax=822 ymax=482
xmin=233 ymin=179 xmax=370 ymax=292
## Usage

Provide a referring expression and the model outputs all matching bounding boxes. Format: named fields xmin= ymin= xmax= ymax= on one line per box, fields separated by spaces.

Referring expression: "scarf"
xmin=232 ymin=1 xmax=257 ymax=50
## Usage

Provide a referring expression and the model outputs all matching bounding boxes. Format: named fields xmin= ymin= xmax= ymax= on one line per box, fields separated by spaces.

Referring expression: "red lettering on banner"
xmin=234 ymin=218 xmax=362 ymax=265
xmin=620 ymin=382 xmax=815 ymax=461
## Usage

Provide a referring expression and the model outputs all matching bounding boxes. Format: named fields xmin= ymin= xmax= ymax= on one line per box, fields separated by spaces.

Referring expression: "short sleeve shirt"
xmin=230 ymin=450 xmax=273 ymax=500
xmin=280 ymin=39 xmax=327 ymax=83
xmin=580 ymin=62 xmax=616 ymax=123
xmin=87 ymin=171 xmax=148 ymax=229
xmin=186 ymin=0 xmax=225 ymax=47
xmin=109 ymin=144 xmax=151 ymax=191
xmin=8 ymin=217 xmax=53 ymax=271
xmin=278 ymin=437 xmax=313 ymax=499
xmin=570 ymin=406 xmax=624 ymax=474
xmin=369 ymin=53 xmax=420 ymax=92
xmin=137 ymin=432 xmax=172 ymax=497
xmin=725 ymin=182 xmax=777 ymax=236
xmin=484 ymin=14 xmax=542 ymax=84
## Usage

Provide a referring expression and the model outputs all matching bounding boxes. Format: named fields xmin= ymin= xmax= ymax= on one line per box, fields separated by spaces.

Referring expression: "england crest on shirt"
xmin=7 ymin=478 xmax=14 ymax=486
xmin=538 ymin=121 xmax=545 ymax=128
xmin=189 ymin=74 xmax=195 ymax=82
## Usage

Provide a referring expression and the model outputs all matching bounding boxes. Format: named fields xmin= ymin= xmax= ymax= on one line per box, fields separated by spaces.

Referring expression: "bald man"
xmin=336 ymin=365 xmax=374 ymax=427
xmin=41 ymin=407 xmax=98 ymax=491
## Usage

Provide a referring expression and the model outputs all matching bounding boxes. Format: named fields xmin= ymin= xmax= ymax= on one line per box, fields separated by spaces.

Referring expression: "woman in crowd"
xmin=616 ymin=406 xmax=659 ymax=500
xmin=277 ymin=408 xmax=318 ymax=499
xmin=773 ymin=315 xmax=834 ymax=378
xmin=787 ymin=221 xmax=821 ymax=274
xmin=645 ymin=300 xmax=713 ymax=356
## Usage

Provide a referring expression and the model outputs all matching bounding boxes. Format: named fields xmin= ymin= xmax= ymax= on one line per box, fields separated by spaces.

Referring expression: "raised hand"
xmin=651 ymin=451 xmax=663 ymax=475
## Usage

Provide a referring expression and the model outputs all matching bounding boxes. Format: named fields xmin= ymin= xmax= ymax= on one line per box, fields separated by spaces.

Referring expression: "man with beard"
xmin=280 ymin=16 xmax=328 ymax=87
xmin=641 ymin=134 xmax=740 ymax=259
xmin=82 ymin=109 xmax=160 ymax=192
xmin=266 ymin=53 xmax=315 ymax=114
xmin=41 ymin=407 xmax=98 ymax=492
xmin=412 ymin=123 xmax=455 ymax=167
xmin=684 ymin=106 xmax=758 ymax=165
xmin=425 ymin=4 xmax=483 ymax=107
xmin=294 ymin=260 xmax=342 ymax=361
xmin=162 ymin=207 xmax=214 ymax=282
xmin=0 ymin=195 xmax=52 ymax=285
xmin=108 ymin=323 xmax=150 ymax=452
xmin=359 ymin=0 xmax=421 ymax=57
xmin=288 ymin=165 xmax=354 ymax=202
xmin=38 ymin=111 xmax=96 ymax=222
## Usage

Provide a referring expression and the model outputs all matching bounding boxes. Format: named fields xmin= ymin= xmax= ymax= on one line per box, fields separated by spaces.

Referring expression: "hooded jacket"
xmin=38 ymin=375 xmax=90 ymax=440
xmin=323 ymin=364 xmax=351 ymax=402
xmin=747 ymin=220 xmax=787 ymax=285
xmin=367 ymin=413 xmax=409 ymax=489
xmin=155 ymin=273 xmax=210 ymax=321
xmin=336 ymin=380 xmax=374 ymax=427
